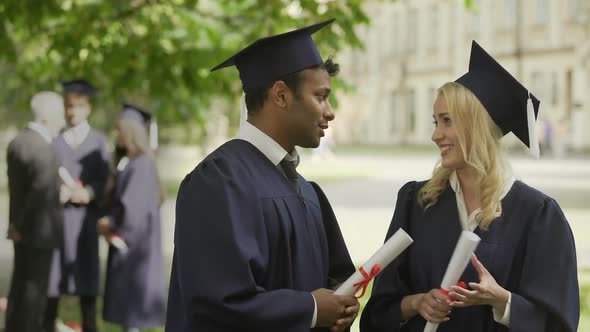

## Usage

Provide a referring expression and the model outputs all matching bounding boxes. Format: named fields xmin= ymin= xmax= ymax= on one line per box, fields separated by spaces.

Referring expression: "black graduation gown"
xmin=103 ymin=154 xmax=166 ymax=328
xmin=48 ymin=128 xmax=110 ymax=296
xmin=360 ymin=180 xmax=579 ymax=332
xmin=165 ymin=139 xmax=354 ymax=332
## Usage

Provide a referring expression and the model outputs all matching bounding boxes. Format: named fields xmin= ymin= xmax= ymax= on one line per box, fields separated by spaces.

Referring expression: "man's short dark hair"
xmin=244 ymin=56 xmax=339 ymax=114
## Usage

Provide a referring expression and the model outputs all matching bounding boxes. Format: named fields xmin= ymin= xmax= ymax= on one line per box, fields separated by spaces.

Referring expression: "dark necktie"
xmin=280 ymin=158 xmax=300 ymax=194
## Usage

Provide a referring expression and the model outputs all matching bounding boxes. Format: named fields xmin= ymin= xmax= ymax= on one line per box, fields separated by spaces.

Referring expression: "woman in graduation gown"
xmin=98 ymin=104 xmax=166 ymax=332
xmin=360 ymin=41 xmax=579 ymax=332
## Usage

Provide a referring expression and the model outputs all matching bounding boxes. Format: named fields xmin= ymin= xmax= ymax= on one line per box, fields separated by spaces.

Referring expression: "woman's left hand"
xmin=448 ymin=255 xmax=510 ymax=312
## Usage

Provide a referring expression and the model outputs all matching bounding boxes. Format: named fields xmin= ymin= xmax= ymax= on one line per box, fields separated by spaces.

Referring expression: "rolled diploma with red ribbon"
xmin=334 ymin=228 xmax=413 ymax=297
xmin=423 ymin=230 xmax=481 ymax=332
xmin=58 ymin=166 xmax=79 ymax=188
xmin=108 ymin=233 xmax=129 ymax=254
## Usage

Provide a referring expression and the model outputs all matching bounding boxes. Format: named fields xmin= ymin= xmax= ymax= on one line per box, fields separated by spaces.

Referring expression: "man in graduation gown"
xmin=44 ymin=80 xmax=110 ymax=332
xmin=166 ymin=19 xmax=359 ymax=332
xmin=5 ymin=92 xmax=65 ymax=332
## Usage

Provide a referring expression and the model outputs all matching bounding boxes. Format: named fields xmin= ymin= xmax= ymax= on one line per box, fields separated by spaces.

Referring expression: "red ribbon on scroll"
xmin=353 ymin=264 xmax=381 ymax=299
xmin=440 ymin=281 xmax=468 ymax=301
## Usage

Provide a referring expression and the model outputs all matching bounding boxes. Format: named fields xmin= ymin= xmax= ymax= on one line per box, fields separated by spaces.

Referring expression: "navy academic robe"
xmin=166 ymin=139 xmax=355 ymax=332
xmin=360 ymin=180 xmax=579 ymax=332
xmin=48 ymin=128 xmax=110 ymax=296
xmin=103 ymin=154 xmax=166 ymax=328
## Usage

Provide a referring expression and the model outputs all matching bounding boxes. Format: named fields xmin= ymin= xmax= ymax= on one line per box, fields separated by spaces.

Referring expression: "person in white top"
xmin=361 ymin=41 xmax=579 ymax=332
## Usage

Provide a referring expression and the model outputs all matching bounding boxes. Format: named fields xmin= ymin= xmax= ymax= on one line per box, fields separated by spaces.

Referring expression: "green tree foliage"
xmin=0 ymin=0 xmax=369 ymax=130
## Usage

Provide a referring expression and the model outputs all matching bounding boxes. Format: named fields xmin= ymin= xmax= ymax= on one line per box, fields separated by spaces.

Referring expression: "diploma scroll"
xmin=423 ymin=231 xmax=481 ymax=332
xmin=107 ymin=233 xmax=129 ymax=254
xmin=334 ymin=228 xmax=413 ymax=297
xmin=58 ymin=166 xmax=78 ymax=188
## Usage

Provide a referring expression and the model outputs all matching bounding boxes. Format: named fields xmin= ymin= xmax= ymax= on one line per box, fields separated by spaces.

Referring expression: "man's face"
xmin=65 ymin=93 xmax=91 ymax=127
xmin=285 ymin=68 xmax=335 ymax=149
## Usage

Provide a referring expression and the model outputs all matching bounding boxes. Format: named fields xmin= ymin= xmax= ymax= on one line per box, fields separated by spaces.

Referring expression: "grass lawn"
xmin=579 ymin=270 xmax=590 ymax=331
xmin=55 ymin=271 xmax=590 ymax=332
xmin=58 ymin=296 xmax=163 ymax=332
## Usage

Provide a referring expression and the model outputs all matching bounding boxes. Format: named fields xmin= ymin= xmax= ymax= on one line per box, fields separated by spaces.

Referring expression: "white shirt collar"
xmin=237 ymin=120 xmax=299 ymax=167
xmin=449 ymin=170 xmax=515 ymax=231
xmin=27 ymin=122 xmax=53 ymax=143
xmin=63 ymin=120 xmax=90 ymax=148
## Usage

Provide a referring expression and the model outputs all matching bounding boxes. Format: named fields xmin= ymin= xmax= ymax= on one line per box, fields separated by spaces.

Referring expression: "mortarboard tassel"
xmin=526 ymin=92 xmax=540 ymax=159
xmin=149 ymin=119 xmax=159 ymax=150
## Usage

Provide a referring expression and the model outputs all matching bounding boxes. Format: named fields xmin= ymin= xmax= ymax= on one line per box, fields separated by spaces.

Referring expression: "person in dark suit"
xmin=5 ymin=91 xmax=66 ymax=332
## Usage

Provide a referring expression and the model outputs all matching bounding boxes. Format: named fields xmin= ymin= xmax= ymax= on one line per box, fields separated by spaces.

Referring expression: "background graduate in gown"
xmin=166 ymin=19 xmax=359 ymax=332
xmin=45 ymin=79 xmax=110 ymax=332
xmin=360 ymin=41 xmax=580 ymax=332
xmin=98 ymin=103 xmax=166 ymax=332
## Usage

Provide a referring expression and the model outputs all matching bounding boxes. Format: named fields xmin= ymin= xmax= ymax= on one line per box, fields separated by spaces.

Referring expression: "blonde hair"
xmin=417 ymin=82 xmax=505 ymax=229
xmin=117 ymin=117 xmax=154 ymax=159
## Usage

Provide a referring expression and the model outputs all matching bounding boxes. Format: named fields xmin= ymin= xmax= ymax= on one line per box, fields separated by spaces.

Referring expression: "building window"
xmin=503 ymin=0 xmax=517 ymax=29
xmin=466 ymin=0 xmax=481 ymax=37
xmin=407 ymin=9 xmax=417 ymax=53
xmin=407 ymin=89 xmax=416 ymax=134
xmin=392 ymin=13 xmax=399 ymax=56
xmin=390 ymin=91 xmax=399 ymax=134
xmin=429 ymin=5 xmax=439 ymax=51
xmin=428 ymin=86 xmax=437 ymax=106
xmin=531 ymin=71 xmax=546 ymax=102
xmin=535 ymin=0 xmax=548 ymax=25
xmin=551 ymin=72 xmax=559 ymax=106
xmin=569 ymin=0 xmax=582 ymax=22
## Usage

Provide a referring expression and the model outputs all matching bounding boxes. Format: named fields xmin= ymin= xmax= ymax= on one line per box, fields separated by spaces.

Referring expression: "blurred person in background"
xmin=44 ymin=79 xmax=110 ymax=332
xmin=5 ymin=91 xmax=65 ymax=332
xmin=360 ymin=41 xmax=579 ymax=332
xmin=97 ymin=103 xmax=166 ymax=332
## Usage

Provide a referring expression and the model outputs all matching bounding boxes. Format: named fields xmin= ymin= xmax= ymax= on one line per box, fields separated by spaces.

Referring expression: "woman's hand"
xmin=402 ymin=289 xmax=452 ymax=323
xmin=449 ymin=255 xmax=510 ymax=313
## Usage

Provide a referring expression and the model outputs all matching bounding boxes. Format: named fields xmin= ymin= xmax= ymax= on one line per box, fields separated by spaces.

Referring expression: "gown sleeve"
xmin=509 ymin=197 xmax=579 ymax=332
xmin=309 ymin=181 xmax=355 ymax=289
xmin=360 ymin=181 xmax=417 ymax=332
xmin=171 ymin=156 xmax=315 ymax=331
xmin=110 ymin=157 xmax=158 ymax=247
xmin=85 ymin=134 xmax=110 ymax=202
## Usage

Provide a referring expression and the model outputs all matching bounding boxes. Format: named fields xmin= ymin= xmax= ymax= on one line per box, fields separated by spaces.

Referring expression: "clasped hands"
xmin=409 ymin=255 xmax=510 ymax=323
xmin=312 ymin=288 xmax=360 ymax=332
xmin=60 ymin=183 xmax=91 ymax=205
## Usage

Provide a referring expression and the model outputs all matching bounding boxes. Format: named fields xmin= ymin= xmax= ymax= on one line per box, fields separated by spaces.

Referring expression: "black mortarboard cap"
xmin=211 ymin=19 xmax=335 ymax=93
xmin=120 ymin=102 xmax=152 ymax=128
xmin=120 ymin=101 xmax=158 ymax=149
xmin=455 ymin=41 xmax=540 ymax=149
xmin=61 ymin=79 xmax=98 ymax=97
